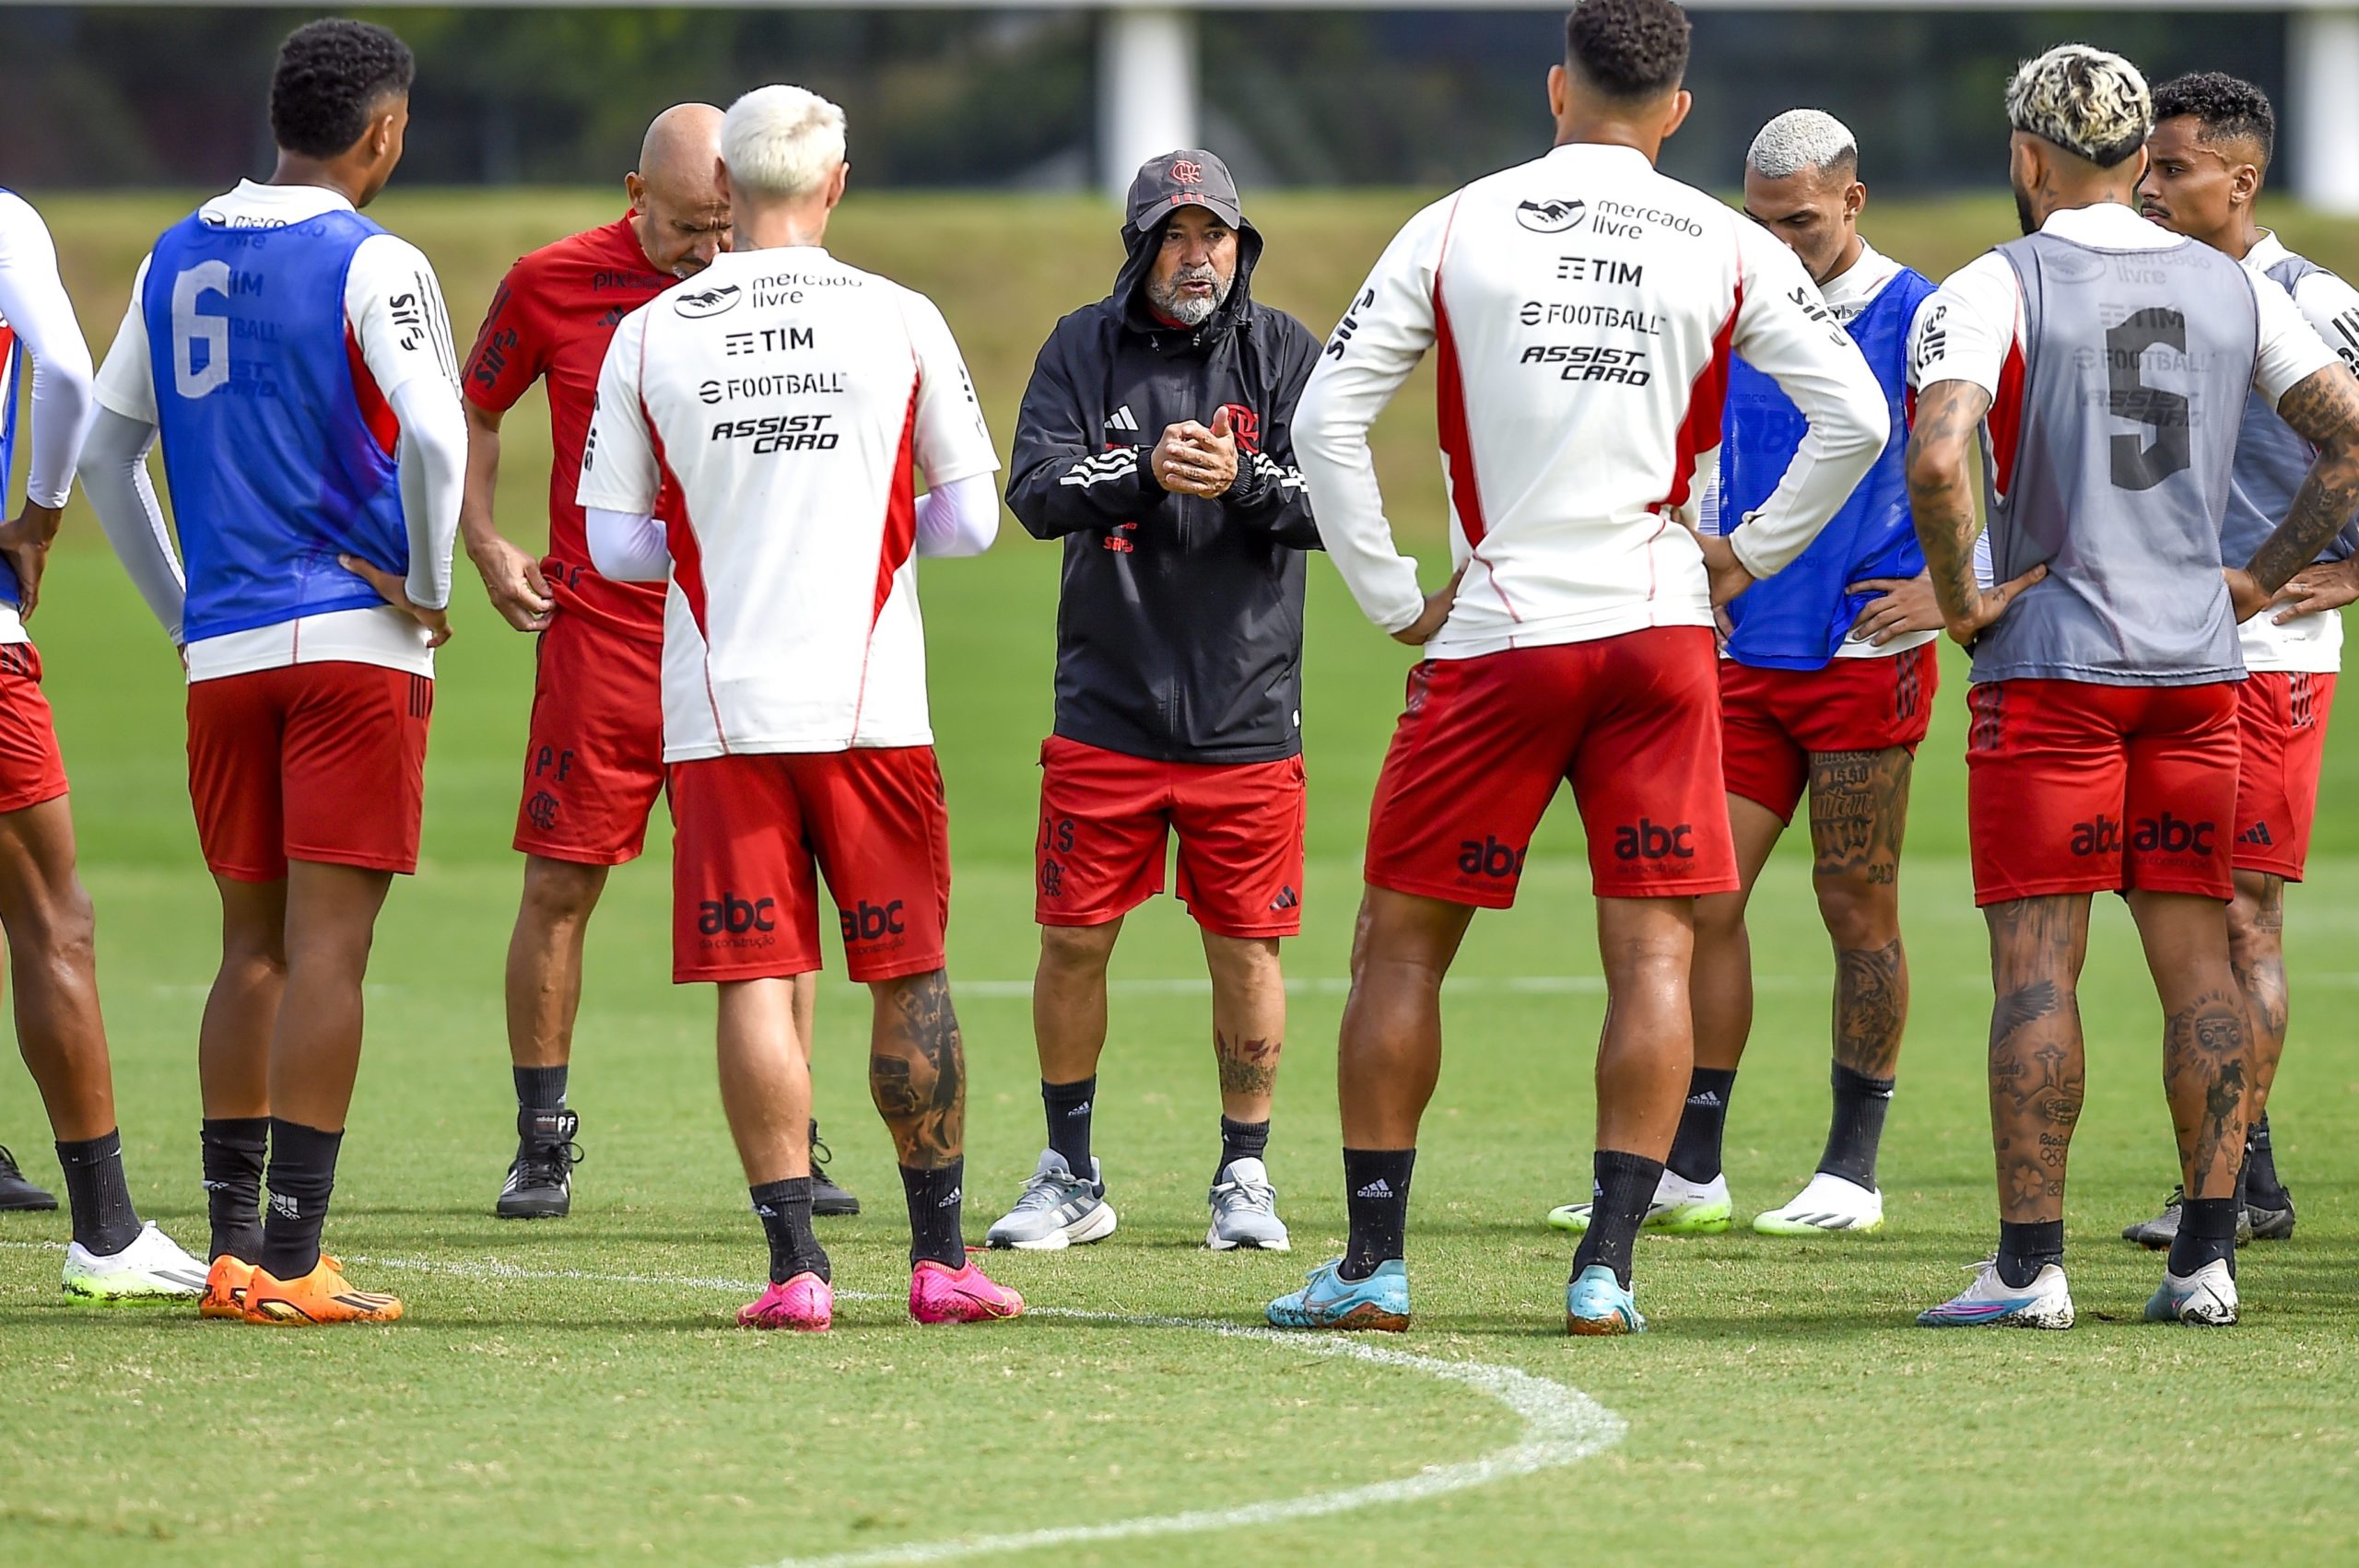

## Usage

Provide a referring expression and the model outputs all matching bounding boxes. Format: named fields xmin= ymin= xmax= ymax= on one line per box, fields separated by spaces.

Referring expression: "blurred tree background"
xmin=0 ymin=6 xmax=2292 ymax=193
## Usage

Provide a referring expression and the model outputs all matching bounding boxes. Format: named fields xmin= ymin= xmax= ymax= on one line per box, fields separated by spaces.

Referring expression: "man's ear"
xmin=370 ymin=110 xmax=396 ymax=159
xmin=826 ymin=161 xmax=850 ymax=211
xmin=1845 ymin=180 xmax=1867 ymax=222
xmin=624 ymin=171 xmax=648 ymax=216
xmin=1546 ymin=64 xmax=1568 ymax=123
xmin=2231 ymin=159 xmax=2262 ymax=212
xmin=1659 ymin=88 xmax=1694 ymax=142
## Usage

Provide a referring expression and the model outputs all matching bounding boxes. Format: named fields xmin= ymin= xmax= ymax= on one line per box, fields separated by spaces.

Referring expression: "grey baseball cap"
xmin=1125 ymin=149 xmax=1245 ymax=231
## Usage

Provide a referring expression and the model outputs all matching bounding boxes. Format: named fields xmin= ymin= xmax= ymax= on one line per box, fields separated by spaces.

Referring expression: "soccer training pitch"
xmin=5 ymin=190 xmax=2359 ymax=1563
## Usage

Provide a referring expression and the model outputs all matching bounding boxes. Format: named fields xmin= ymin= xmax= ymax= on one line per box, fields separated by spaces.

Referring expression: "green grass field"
xmin=5 ymin=191 xmax=2359 ymax=1564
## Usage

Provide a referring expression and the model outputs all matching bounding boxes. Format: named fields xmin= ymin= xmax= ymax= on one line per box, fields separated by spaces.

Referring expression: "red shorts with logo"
xmin=1364 ymin=627 xmax=1739 ymax=907
xmin=1966 ymin=677 xmax=2238 ymax=906
xmin=1719 ymin=643 xmax=1939 ymax=822
xmin=512 ymin=611 xmax=666 ymax=865
xmin=1034 ymin=736 xmax=1307 ymax=939
xmin=2234 ymin=671 xmax=2337 ymax=881
xmin=0 ymin=643 xmax=69 ymax=814
xmin=669 ymin=747 xmax=950 ymax=984
xmin=187 ymin=661 xmax=434 ymax=883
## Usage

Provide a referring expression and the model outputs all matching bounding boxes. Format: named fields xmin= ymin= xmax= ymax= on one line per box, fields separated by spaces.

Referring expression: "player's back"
xmin=1414 ymin=145 xmax=1809 ymax=647
xmin=1978 ymin=231 xmax=2259 ymax=685
xmin=620 ymin=246 xmax=957 ymax=750
xmin=143 ymin=205 xmax=409 ymax=643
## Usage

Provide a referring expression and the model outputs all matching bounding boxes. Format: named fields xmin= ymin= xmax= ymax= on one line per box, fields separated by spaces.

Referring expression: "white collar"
xmin=2038 ymin=201 xmax=2185 ymax=252
xmin=1817 ymin=238 xmax=1905 ymax=316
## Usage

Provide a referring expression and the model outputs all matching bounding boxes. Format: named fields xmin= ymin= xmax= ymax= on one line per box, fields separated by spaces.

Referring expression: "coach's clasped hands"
xmin=341 ymin=553 xmax=454 ymax=649
xmin=1152 ymin=406 xmax=1241 ymax=497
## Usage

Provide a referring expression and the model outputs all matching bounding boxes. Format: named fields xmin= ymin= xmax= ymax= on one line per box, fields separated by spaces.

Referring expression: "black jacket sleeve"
xmin=1220 ymin=314 xmax=1322 ymax=551
xmin=1006 ymin=319 xmax=1168 ymax=540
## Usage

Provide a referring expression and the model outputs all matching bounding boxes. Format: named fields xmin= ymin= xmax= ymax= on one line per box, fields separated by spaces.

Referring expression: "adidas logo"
xmin=1271 ymin=885 xmax=1300 ymax=911
xmin=2241 ymin=822 xmax=2273 ymax=846
xmin=1103 ymin=404 xmax=1141 ymax=433
xmin=938 ymin=1186 xmax=964 ymax=1208
xmin=1066 ymin=1101 xmax=1092 ymax=1117
xmin=268 ymin=1193 xmax=299 ymax=1220
xmin=1355 ymin=1178 xmax=1394 ymax=1199
xmin=1687 ymin=1091 xmax=1723 ymax=1108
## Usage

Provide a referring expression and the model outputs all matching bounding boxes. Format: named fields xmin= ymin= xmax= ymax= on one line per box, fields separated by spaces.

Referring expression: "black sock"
xmin=2168 ymin=1197 xmax=2239 ymax=1279
xmin=200 ymin=1117 xmax=268 ymax=1261
xmin=257 ymin=1119 xmax=343 ymax=1281
xmin=1994 ymin=1218 xmax=2064 ymax=1290
xmin=2246 ymin=1114 xmax=2287 ymax=1206
xmin=1042 ymin=1076 xmax=1095 ymax=1176
xmin=55 ymin=1130 xmax=142 ymax=1255
xmin=1818 ymin=1064 xmax=1895 ymax=1189
xmin=1339 ymin=1148 xmax=1414 ymax=1281
xmin=750 ymin=1176 xmax=830 ymax=1283
xmin=1571 ymin=1149 xmax=1664 ymax=1290
xmin=2234 ymin=1146 xmax=2251 ymax=1214
xmin=1217 ymin=1116 xmax=1270 ymax=1182
xmin=899 ymin=1159 xmax=967 ymax=1269
xmin=1664 ymin=1069 xmax=1736 ymax=1184
xmin=514 ymin=1064 xmax=568 ymax=1114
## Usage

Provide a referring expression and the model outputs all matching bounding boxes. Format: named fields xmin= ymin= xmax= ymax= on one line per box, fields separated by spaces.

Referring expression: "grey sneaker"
xmin=1206 ymin=1157 xmax=1291 ymax=1251
xmin=2121 ymin=1187 xmax=2253 ymax=1250
xmin=985 ymin=1150 xmax=1116 ymax=1250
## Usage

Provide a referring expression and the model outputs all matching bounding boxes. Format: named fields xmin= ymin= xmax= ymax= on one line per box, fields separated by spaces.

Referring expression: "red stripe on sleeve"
xmin=1428 ymin=199 xmax=1486 ymax=549
xmin=870 ymin=377 xmax=923 ymax=626
xmin=1660 ymin=278 xmax=1743 ymax=516
xmin=1987 ymin=333 xmax=2027 ymax=499
xmin=345 ymin=322 xmax=400 ymax=458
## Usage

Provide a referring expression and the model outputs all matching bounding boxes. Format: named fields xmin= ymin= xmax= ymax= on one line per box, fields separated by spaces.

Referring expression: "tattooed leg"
xmin=1984 ymin=895 xmax=2091 ymax=1224
xmin=1337 ymin=887 xmax=1473 ymax=1150
xmin=1691 ymin=794 xmax=1786 ymax=1072
xmin=2227 ymin=872 xmax=2288 ymax=1125
xmin=716 ymin=977 xmax=814 ymax=1186
xmin=2128 ymin=892 xmax=2252 ymax=1201
xmin=1203 ymin=930 xmax=1285 ymax=1122
xmin=1808 ymin=748 xmax=1914 ymax=1082
xmin=868 ymin=967 xmax=965 ymax=1170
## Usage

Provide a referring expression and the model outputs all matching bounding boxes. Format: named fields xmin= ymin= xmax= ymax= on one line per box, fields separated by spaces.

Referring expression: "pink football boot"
xmin=909 ymin=1256 xmax=1025 ymax=1324
xmin=738 ymin=1271 xmax=834 ymax=1331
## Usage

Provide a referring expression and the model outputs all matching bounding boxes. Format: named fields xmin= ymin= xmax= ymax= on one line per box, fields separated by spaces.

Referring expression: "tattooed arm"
xmin=2234 ymin=362 xmax=2359 ymax=614
xmin=1905 ymin=381 xmax=2047 ymax=645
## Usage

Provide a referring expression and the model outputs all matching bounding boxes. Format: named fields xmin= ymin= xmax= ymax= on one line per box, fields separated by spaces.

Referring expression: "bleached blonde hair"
xmin=2005 ymin=43 xmax=2152 ymax=168
xmin=1747 ymin=109 xmax=1858 ymax=181
xmin=722 ymin=84 xmax=847 ymax=200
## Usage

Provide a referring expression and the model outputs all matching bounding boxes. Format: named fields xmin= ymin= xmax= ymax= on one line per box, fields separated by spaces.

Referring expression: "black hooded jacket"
xmin=1005 ymin=210 xmax=1323 ymax=765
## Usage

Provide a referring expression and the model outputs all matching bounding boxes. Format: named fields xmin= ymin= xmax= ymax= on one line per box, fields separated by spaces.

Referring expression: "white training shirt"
xmin=0 ymin=191 xmax=99 ymax=646
xmin=89 ymin=180 xmax=464 ymax=681
xmin=576 ymin=245 xmax=1000 ymax=760
xmin=1294 ymin=140 xmax=1888 ymax=659
xmin=2238 ymin=230 xmax=2359 ymax=674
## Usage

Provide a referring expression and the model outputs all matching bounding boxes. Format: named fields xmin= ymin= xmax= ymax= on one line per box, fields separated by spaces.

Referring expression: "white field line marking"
xmin=929 ymin=974 xmax=1816 ymax=1000
xmin=328 ymin=1252 xmax=1625 ymax=1568
xmin=0 ymin=1246 xmax=1628 ymax=1561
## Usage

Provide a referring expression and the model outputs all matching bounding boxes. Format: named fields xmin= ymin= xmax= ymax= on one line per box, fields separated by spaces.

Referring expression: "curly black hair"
xmin=270 ymin=18 xmax=416 ymax=158
xmin=2153 ymin=71 xmax=2276 ymax=168
xmin=1564 ymin=0 xmax=1692 ymax=102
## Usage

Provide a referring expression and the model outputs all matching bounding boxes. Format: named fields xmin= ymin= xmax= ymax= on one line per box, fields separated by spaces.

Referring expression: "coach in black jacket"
xmin=987 ymin=150 xmax=1320 ymax=1257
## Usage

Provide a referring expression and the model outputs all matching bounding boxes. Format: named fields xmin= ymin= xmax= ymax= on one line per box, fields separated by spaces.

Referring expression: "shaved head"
xmin=626 ymin=102 xmax=732 ymax=277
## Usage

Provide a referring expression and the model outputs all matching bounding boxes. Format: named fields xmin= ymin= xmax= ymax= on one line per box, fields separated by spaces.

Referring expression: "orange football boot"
xmin=200 ymin=1255 xmax=254 ymax=1319
xmin=241 ymin=1257 xmax=401 ymax=1326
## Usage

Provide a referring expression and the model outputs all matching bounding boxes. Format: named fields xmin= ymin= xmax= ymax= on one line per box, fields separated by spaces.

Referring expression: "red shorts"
xmin=1364 ymin=627 xmax=1739 ymax=907
xmin=1719 ymin=643 xmax=1938 ymax=822
xmin=1034 ymin=736 xmax=1307 ymax=939
xmin=669 ymin=747 xmax=950 ymax=984
xmin=2233 ymin=671 xmax=2337 ymax=881
xmin=0 ymin=643 xmax=69 ymax=814
xmin=512 ymin=612 xmax=666 ymax=865
xmin=187 ymin=661 xmax=433 ymax=883
xmin=1966 ymin=677 xmax=2238 ymax=906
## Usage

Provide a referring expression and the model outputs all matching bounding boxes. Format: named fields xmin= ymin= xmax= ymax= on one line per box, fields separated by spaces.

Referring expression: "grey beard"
xmin=1148 ymin=273 xmax=1229 ymax=327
